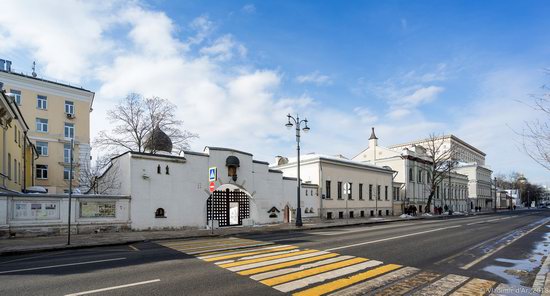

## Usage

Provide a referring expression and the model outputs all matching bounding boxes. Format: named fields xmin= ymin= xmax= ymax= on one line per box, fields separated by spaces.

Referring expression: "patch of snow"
xmin=400 ymin=214 xmax=413 ymax=219
xmin=422 ymin=213 xmax=433 ymax=217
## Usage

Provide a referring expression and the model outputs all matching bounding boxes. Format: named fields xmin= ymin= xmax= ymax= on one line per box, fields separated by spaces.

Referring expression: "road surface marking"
xmin=187 ymin=242 xmax=274 ymax=255
xmin=198 ymin=244 xmax=293 ymax=259
xmin=180 ymin=241 xmax=272 ymax=253
xmin=64 ymin=279 xmax=160 ymax=296
xmin=273 ymin=260 xmax=384 ymax=293
xmin=0 ymin=257 xmax=126 ymax=274
xmin=219 ymin=249 xmax=320 ymax=268
xmin=261 ymin=257 xmax=369 ymax=286
xmin=467 ymin=220 xmax=487 ymax=225
xmin=327 ymin=266 xmax=419 ymax=296
xmin=249 ymin=255 xmax=353 ymax=280
xmin=291 ymin=263 xmax=400 ymax=296
xmin=324 ymin=225 xmax=461 ymax=251
xmin=461 ymin=220 xmax=548 ymax=269
xmin=375 ymin=271 xmax=441 ymax=296
xmin=226 ymin=251 xmax=330 ymax=271
xmin=203 ymin=246 xmax=298 ymax=262
xmin=412 ymin=274 xmax=469 ymax=296
xmin=450 ymin=278 xmax=497 ymax=296
xmin=128 ymin=245 xmax=139 ymax=251
xmin=216 ymin=249 xmax=302 ymax=265
xmin=161 ymin=237 xmax=241 ymax=247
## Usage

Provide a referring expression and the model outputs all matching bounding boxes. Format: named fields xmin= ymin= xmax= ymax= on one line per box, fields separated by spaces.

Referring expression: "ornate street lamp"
xmin=285 ymin=114 xmax=310 ymax=227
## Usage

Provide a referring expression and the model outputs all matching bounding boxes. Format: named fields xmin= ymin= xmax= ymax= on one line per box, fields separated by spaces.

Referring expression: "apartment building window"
xmin=10 ymin=89 xmax=21 ymax=105
xmin=13 ymin=159 xmax=17 ymax=183
xmin=409 ymin=168 xmax=414 ymax=182
xmin=377 ymin=185 xmax=381 ymax=200
xmin=325 ymin=180 xmax=331 ymax=199
xmin=63 ymin=167 xmax=72 ymax=180
xmin=427 ymin=172 xmax=431 ymax=183
xmin=64 ymin=144 xmax=71 ymax=163
xmin=65 ymin=101 xmax=74 ymax=115
xmin=348 ymin=182 xmax=353 ymax=200
xmin=337 ymin=182 xmax=342 ymax=200
xmin=393 ymin=187 xmax=399 ymax=201
xmin=36 ymin=165 xmax=48 ymax=179
xmin=36 ymin=142 xmax=48 ymax=156
xmin=359 ymin=183 xmax=363 ymax=200
xmin=436 ymin=186 xmax=440 ymax=199
xmin=64 ymin=123 xmax=75 ymax=138
xmin=417 ymin=169 xmax=422 ymax=183
xmin=37 ymin=95 xmax=47 ymax=109
xmin=369 ymin=184 xmax=373 ymax=200
xmin=36 ymin=118 xmax=48 ymax=132
xmin=385 ymin=186 xmax=388 ymax=200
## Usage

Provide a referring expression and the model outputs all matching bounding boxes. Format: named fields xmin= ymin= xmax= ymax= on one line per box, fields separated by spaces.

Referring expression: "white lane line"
xmin=412 ymin=274 xmax=469 ymax=296
xmin=198 ymin=245 xmax=291 ymax=260
xmin=227 ymin=251 xmax=330 ymax=272
xmin=64 ymin=279 xmax=161 ymax=296
xmin=461 ymin=220 xmax=549 ymax=270
xmin=324 ymin=225 xmax=462 ymax=251
xmin=467 ymin=221 xmax=487 ymax=226
xmin=251 ymin=255 xmax=355 ymax=281
xmin=0 ymin=257 xmax=126 ymax=274
xmin=273 ymin=260 xmax=383 ymax=293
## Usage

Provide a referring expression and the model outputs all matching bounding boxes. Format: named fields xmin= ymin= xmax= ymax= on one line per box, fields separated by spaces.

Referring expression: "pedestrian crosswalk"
xmin=159 ymin=237 xmax=500 ymax=295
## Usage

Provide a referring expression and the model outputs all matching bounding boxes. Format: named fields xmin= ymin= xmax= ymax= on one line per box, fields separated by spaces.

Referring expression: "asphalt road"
xmin=0 ymin=210 xmax=548 ymax=296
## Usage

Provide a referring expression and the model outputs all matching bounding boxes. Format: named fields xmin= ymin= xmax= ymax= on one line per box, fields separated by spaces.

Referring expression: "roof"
xmin=0 ymin=69 xmax=93 ymax=93
xmin=205 ymin=146 xmax=253 ymax=156
xmin=388 ymin=134 xmax=486 ymax=157
xmin=275 ymin=153 xmax=395 ymax=174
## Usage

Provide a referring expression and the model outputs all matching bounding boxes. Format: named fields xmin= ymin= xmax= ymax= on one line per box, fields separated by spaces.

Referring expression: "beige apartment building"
xmin=0 ymin=60 xmax=94 ymax=193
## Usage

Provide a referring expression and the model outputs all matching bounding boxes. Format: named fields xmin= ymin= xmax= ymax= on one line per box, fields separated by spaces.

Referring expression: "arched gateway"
xmin=206 ymin=185 xmax=251 ymax=227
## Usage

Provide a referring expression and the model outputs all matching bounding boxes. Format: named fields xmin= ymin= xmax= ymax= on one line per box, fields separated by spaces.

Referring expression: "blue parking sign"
xmin=209 ymin=167 xmax=217 ymax=182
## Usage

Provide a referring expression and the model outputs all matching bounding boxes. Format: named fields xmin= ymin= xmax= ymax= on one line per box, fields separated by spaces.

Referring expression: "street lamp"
xmin=285 ymin=114 xmax=310 ymax=227
xmin=493 ymin=177 xmax=497 ymax=213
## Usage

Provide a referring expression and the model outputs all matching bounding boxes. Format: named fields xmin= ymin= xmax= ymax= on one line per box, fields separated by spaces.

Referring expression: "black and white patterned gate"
xmin=207 ymin=189 xmax=250 ymax=227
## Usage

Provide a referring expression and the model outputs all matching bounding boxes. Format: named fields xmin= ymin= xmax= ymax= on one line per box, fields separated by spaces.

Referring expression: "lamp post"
xmin=285 ymin=114 xmax=310 ymax=227
xmin=494 ymin=177 xmax=497 ymax=213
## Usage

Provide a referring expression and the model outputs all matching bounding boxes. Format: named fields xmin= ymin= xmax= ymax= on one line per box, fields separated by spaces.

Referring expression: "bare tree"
xmin=80 ymin=155 xmax=120 ymax=194
xmin=95 ymin=93 xmax=198 ymax=154
xmin=521 ymin=72 xmax=550 ymax=171
xmin=423 ymin=134 xmax=459 ymax=212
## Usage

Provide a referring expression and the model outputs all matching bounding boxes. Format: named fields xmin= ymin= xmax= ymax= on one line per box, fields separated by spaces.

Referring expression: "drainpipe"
xmin=23 ymin=131 xmax=26 ymax=192
xmin=319 ymin=161 xmax=323 ymax=220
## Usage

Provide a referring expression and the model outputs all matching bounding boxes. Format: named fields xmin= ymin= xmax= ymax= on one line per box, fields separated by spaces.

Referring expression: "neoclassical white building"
xmin=354 ymin=128 xmax=469 ymax=213
xmin=272 ymin=152 xmax=396 ymax=219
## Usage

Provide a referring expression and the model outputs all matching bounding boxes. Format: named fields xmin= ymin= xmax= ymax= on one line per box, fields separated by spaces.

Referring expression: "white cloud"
xmin=400 ymin=85 xmax=444 ymax=106
xmin=296 ymin=71 xmax=332 ymax=86
xmin=242 ymin=4 xmax=256 ymax=14
xmin=200 ymin=34 xmax=247 ymax=61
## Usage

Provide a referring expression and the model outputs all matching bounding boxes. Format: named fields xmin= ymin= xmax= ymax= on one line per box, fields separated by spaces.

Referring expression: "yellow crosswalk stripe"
xmin=261 ymin=257 xmax=369 ymax=286
xmin=176 ymin=241 xmax=269 ymax=252
xmin=204 ymin=246 xmax=298 ymax=262
xmin=293 ymin=264 xmax=402 ymax=296
xmin=450 ymin=278 xmax=497 ymax=296
xmin=161 ymin=238 xmax=243 ymax=248
xmin=242 ymin=255 xmax=346 ymax=277
xmin=219 ymin=249 xmax=320 ymax=268
xmin=198 ymin=244 xmax=286 ymax=258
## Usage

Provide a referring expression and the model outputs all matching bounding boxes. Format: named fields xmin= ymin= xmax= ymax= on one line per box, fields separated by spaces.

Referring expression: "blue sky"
xmin=0 ymin=0 xmax=548 ymax=184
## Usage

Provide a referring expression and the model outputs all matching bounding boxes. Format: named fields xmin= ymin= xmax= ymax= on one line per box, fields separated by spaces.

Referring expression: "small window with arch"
xmin=155 ymin=208 xmax=166 ymax=218
xmin=165 ymin=165 xmax=170 ymax=175
xmin=157 ymin=165 xmax=161 ymax=174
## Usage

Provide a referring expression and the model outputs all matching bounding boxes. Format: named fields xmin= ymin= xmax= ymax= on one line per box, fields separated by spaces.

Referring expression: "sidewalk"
xmin=0 ymin=211 xmax=495 ymax=256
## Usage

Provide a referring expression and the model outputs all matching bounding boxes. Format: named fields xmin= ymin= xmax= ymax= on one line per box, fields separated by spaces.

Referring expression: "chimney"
xmin=369 ymin=127 xmax=378 ymax=164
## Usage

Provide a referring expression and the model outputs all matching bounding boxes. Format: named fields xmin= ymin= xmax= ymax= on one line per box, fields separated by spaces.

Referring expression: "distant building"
xmin=353 ymin=128 xmax=469 ymax=213
xmin=387 ymin=133 xmax=492 ymax=211
xmin=0 ymin=88 xmax=38 ymax=192
xmin=0 ymin=59 xmax=94 ymax=193
xmin=273 ymin=151 xmax=396 ymax=219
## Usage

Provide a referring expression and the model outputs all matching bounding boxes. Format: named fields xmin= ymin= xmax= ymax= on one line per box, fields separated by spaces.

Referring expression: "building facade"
xmin=0 ymin=60 xmax=94 ymax=193
xmin=0 ymin=88 xmax=37 ymax=192
xmin=273 ymin=153 xmax=395 ymax=219
xmin=387 ymin=133 xmax=493 ymax=210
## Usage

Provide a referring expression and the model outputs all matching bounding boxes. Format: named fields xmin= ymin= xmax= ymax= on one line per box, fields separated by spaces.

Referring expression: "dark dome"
xmin=144 ymin=125 xmax=173 ymax=153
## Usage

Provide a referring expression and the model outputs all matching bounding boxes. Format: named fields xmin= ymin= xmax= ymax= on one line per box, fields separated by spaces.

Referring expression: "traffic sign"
xmin=209 ymin=181 xmax=215 ymax=192
xmin=209 ymin=167 xmax=217 ymax=182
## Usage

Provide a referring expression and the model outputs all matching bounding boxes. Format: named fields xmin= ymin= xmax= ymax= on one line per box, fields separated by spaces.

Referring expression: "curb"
xmin=0 ymin=211 xmax=508 ymax=256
